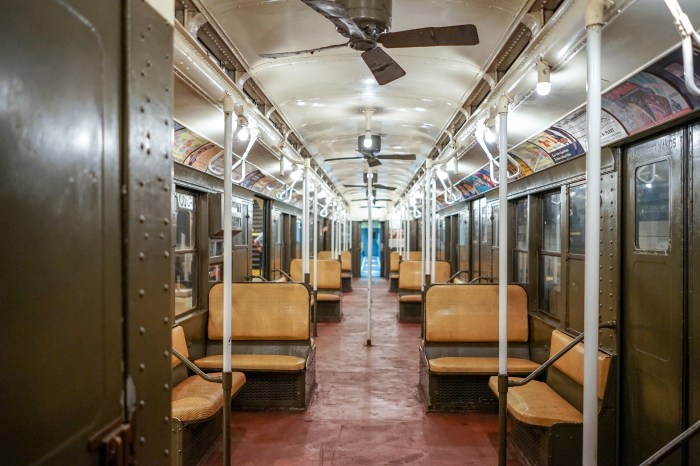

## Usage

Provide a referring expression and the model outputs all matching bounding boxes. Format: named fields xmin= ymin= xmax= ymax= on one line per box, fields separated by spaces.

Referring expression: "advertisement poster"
xmin=510 ymin=141 xmax=555 ymax=173
xmin=602 ymin=71 xmax=690 ymax=135
xmin=646 ymin=46 xmax=700 ymax=109
xmin=173 ymin=127 xmax=209 ymax=163
xmin=529 ymin=127 xmax=585 ymax=164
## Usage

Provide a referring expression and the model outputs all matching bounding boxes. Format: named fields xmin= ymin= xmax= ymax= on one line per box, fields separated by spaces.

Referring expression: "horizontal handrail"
xmin=271 ymin=268 xmax=293 ymax=281
xmin=469 ymin=276 xmax=491 ymax=284
xmin=448 ymin=269 xmax=470 ymax=282
xmin=639 ymin=419 xmax=700 ymax=466
xmin=171 ymin=347 xmax=223 ymax=384
xmin=508 ymin=321 xmax=616 ymax=387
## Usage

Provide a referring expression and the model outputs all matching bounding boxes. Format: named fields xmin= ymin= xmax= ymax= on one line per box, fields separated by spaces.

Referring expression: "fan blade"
xmin=378 ymin=24 xmax=479 ymax=48
xmin=325 ymin=156 xmax=364 ymax=163
xmin=344 ymin=184 xmax=396 ymax=191
xmin=301 ymin=0 xmax=366 ymax=41
xmin=361 ymin=47 xmax=406 ymax=85
xmin=260 ymin=42 xmax=348 ymax=59
xmin=376 ymin=153 xmax=416 ymax=161
xmin=366 ymin=153 xmax=382 ymax=167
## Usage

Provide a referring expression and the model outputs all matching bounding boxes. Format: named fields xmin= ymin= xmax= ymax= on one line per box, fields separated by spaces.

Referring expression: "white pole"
xmin=313 ymin=184 xmax=318 ymax=292
xmin=331 ymin=207 xmax=336 ymax=257
xmin=302 ymin=159 xmax=310 ymax=280
xmin=496 ymin=93 xmax=510 ymax=466
xmin=222 ymin=95 xmax=233 ymax=376
xmin=367 ymin=171 xmax=373 ymax=346
xmin=430 ymin=177 xmax=437 ymax=283
xmin=221 ymin=92 xmax=234 ymax=466
xmin=584 ymin=1 xmax=604 ymax=464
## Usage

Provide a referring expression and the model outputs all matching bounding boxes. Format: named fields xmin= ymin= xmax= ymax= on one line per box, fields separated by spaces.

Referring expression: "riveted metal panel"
xmin=599 ymin=169 xmax=620 ymax=353
xmin=0 ymin=0 xmax=123 ymax=464
xmin=690 ymin=122 xmax=700 ymax=465
xmin=123 ymin=0 xmax=174 ymax=462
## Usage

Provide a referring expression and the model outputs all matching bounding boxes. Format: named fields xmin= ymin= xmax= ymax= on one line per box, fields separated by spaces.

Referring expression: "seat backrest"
xmin=549 ymin=329 xmax=612 ymax=400
xmin=433 ymin=261 xmax=451 ymax=283
xmin=340 ymin=251 xmax=351 ymax=272
xmin=317 ymin=251 xmax=333 ymax=260
xmin=171 ymin=325 xmax=189 ymax=368
xmin=290 ymin=258 xmax=341 ymax=289
xmin=425 ymin=284 xmax=529 ymax=343
xmin=398 ymin=260 xmax=422 ymax=290
xmin=408 ymin=251 xmax=422 ymax=261
xmin=208 ymin=282 xmax=310 ymax=341
xmin=390 ymin=251 xmax=400 ymax=272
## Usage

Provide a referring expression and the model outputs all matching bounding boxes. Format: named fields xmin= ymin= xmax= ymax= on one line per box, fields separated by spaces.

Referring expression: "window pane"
xmin=542 ymin=192 xmax=561 ymax=253
xmin=175 ymin=253 xmax=196 ymax=315
xmin=481 ymin=206 xmax=488 ymax=243
xmin=491 ymin=205 xmax=499 ymax=247
xmin=569 ymin=185 xmax=586 ymax=255
xmin=514 ymin=251 xmax=528 ymax=283
xmin=635 ymin=161 xmax=670 ymax=250
xmin=175 ymin=192 xmax=195 ymax=250
xmin=539 ymin=255 xmax=561 ymax=316
xmin=515 ymin=199 xmax=528 ymax=250
xmin=472 ymin=205 xmax=479 ymax=244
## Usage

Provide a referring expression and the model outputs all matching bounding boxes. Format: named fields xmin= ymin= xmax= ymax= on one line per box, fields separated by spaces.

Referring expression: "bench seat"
xmin=419 ymin=283 xmax=536 ymax=412
xmin=399 ymin=293 xmax=421 ymax=303
xmin=488 ymin=377 xmax=582 ymax=427
xmin=487 ymin=329 xmax=616 ymax=465
xmin=199 ymin=282 xmax=316 ymax=410
xmin=172 ymin=371 xmax=246 ymax=423
xmin=292 ymin=258 xmax=343 ymax=322
xmin=195 ymin=354 xmax=306 ymax=372
xmin=430 ymin=357 xmax=539 ymax=374
xmin=397 ymin=260 xmax=450 ymax=322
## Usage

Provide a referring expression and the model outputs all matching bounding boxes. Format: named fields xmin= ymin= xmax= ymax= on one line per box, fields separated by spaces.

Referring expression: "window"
xmin=539 ymin=191 xmax=561 ymax=316
xmin=635 ymin=161 xmax=670 ymax=251
xmin=568 ymin=185 xmax=586 ymax=255
xmin=513 ymin=198 xmax=528 ymax=283
xmin=175 ymin=190 xmax=197 ymax=315
xmin=481 ymin=205 xmax=488 ymax=243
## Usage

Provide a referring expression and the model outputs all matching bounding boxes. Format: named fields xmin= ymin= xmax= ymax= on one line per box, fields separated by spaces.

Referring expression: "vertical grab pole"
xmin=367 ymin=170 xmax=373 ymax=346
xmin=221 ymin=93 xmax=234 ymax=466
xmin=313 ymin=182 xmax=319 ymax=337
xmin=331 ymin=207 xmax=336 ymax=258
xmin=496 ymin=93 xmax=510 ymax=466
xmin=584 ymin=2 xmax=604 ymax=464
xmin=302 ymin=159 xmax=310 ymax=285
xmin=431 ymin=176 xmax=437 ymax=279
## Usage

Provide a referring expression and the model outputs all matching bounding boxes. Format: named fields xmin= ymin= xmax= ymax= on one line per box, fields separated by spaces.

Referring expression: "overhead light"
xmin=536 ymin=60 xmax=551 ymax=96
xmin=436 ymin=167 xmax=449 ymax=182
xmin=235 ymin=112 xmax=250 ymax=141
xmin=363 ymin=130 xmax=373 ymax=149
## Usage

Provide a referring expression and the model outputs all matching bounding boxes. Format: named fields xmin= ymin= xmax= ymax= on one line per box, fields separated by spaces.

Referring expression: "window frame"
xmin=174 ymin=188 xmax=199 ymax=316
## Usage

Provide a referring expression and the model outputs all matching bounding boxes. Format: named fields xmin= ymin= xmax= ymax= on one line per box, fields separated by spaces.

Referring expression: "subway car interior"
xmin=4 ymin=0 xmax=700 ymax=464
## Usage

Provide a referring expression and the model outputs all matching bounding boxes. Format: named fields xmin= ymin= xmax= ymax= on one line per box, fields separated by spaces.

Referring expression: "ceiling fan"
xmin=344 ymin=172 xmax=396 ymax=191
xmin=259 ymin=0 xmax=479 ymax=85
xmin=325 ymin=109 xmax=416 ymax=167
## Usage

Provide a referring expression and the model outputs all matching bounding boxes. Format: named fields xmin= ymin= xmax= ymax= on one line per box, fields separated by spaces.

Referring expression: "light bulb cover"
xmin=238 ymin=126 xmax=250 ymax=141
xmin=536 ymin=60 xmax=551 ymax=96
xmin=484 ymin=127 xmax=497 ymax=144
xmin=363 ymin=131 xmax=373 ymax=149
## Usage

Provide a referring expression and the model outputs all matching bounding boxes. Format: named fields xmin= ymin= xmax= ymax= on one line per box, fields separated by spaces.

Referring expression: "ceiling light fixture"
xmin=536 ymin=59 xmax=551 ymax=96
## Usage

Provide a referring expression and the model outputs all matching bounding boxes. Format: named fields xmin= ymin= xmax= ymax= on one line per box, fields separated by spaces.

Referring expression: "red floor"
xmin=200 ymin=277 xmax=525 ymax=465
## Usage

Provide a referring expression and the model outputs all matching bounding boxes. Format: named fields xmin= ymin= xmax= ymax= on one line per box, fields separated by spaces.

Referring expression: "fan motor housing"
xmin=339 ymin=0 xmax=392 ymax=35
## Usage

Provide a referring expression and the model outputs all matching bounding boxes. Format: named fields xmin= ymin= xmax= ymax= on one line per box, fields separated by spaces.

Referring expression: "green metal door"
xmin=0 ymin=0 xmax=124 ymax=463
xmin=622 ymin=130 xmax=684 ymax=465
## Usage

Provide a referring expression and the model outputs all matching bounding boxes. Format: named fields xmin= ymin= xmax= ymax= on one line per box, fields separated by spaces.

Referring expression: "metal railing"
xmin=639 ymin=419 xmax=700 ymax=465
xmin=508 ymin=321 xmax=616 ymax=388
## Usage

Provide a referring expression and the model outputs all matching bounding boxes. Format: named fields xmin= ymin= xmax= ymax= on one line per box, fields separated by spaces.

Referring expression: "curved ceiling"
xmin=175 ymin=0 xmax=700 ymax=218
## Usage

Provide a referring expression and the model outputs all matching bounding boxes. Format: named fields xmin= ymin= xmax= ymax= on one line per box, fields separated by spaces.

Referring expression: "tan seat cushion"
xmin=399 ymin=294 xmax=422 ymax=303
xmin=429 ymin=357 xmax=540 ymax=374
xmin=341 ymin=272 xmax=351 ymax=279
xmin=317 ymin=292 xmax=341 ymax=302
xmin=390 ymin=272 xmax=399 ymax=279
xmin=488 ymin=376 xmax=583 ymax=427
xmin=195 ymin=354 xmax=306 ymax=371
xmin=171 ymin=372 xmax=246 ymax=423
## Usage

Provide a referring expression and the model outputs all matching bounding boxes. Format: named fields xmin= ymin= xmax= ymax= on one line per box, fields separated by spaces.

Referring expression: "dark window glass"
xmin=569 ymin=185 xmax=586 ymax=255
xmin=635 ymin=161 xmax=670 ymax=251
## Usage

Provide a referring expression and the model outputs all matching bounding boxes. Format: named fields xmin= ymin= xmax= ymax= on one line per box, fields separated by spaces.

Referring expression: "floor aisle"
xmin=200 ymin=277 xmax=525 ymax=465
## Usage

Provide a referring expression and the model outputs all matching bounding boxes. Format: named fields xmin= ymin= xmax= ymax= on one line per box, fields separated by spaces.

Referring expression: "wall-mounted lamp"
xmin=536 ymin=60 xmax=551 ymax=96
